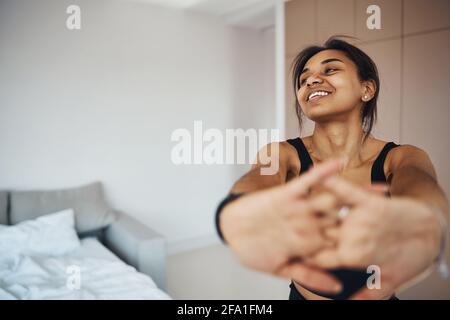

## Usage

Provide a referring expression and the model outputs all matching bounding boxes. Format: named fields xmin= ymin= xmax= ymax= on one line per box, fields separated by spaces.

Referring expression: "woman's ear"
xmin=361 ymin=80 xmax=376 ymax=102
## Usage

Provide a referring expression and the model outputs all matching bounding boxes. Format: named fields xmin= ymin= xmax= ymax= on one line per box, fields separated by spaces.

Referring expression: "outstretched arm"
xmin=389 ymin=144 xmax=449 ymax=224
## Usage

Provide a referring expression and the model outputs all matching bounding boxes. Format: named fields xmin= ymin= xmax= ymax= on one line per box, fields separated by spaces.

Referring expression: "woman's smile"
xmin=307 ymin=90 xmax=332 ymax=103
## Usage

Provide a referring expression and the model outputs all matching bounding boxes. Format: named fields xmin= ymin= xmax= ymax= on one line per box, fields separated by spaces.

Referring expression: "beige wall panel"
xmin=285 ymin=0 xmax=317 ymax=56
xmin=317 ymin=0 xmax=355 ymax=43
xmin=404 ymin=0 xmax=450 ymax=34
xmin=402 ymin=30 xmax=450 ymax=193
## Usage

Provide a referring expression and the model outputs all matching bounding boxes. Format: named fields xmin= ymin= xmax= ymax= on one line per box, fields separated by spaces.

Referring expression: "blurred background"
xmin=0 ymin=0 xmax=448 ymax=299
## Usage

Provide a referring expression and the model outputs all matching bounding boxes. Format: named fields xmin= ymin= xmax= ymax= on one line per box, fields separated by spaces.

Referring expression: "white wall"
xmin=230 ymin=25 xmax=276 ymax=178
xmin=0 ymin=0 xmax=275 ymax=253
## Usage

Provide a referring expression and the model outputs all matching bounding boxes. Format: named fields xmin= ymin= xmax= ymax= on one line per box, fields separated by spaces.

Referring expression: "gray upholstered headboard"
xmin=0 ymin=191 xmax=8 ymax=225
xmin=8 ymin=182 xmax=116 ymax=234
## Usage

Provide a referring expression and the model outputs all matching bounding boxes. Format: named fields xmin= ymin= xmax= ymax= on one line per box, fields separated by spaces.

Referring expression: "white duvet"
xmin=0 ymin=209 xmax=170 ymax=300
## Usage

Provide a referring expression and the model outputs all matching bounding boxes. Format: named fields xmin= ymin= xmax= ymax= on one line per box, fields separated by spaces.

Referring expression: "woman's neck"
xmin=310 ymin=121 xmax=368 ymax=170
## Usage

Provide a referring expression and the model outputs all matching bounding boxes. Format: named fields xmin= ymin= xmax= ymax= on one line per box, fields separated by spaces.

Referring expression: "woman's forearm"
xmin=390 ymin=166 xmax=449 ymax=267
xmin=230 ymin=165 xmax=286 ymax=193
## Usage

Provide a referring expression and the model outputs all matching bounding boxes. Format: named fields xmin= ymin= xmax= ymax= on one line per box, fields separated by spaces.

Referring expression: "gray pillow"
xmin=9 ymin=182 xmax=116 ymax=233
xmin=0 ymin=191 xmax=8 ymax=225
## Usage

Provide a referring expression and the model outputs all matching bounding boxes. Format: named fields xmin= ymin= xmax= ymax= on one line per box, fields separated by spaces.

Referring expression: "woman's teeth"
xmin=308 ymin=91 xmax=330 ymax=101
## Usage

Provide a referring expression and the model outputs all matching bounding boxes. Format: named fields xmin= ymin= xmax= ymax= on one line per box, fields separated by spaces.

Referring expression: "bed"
xmin=0 ymin=184 xmax=170 ymax=300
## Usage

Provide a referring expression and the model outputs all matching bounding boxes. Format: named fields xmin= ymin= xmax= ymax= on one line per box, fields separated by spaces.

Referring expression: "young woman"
xmin=215 ymin=37 xmax=449 ymax=300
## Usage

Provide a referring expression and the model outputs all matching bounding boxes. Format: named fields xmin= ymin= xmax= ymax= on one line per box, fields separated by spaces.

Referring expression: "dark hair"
xmin=292 ymin=36 xmax=380 ymax=141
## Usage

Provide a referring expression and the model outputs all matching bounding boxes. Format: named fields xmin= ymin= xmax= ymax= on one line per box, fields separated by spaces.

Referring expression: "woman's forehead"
xmin=304 ymin=49 xmax=351 ymax=69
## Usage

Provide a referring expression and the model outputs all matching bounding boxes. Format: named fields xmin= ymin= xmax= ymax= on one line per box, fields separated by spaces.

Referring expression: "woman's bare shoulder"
xmin=384 ymin=142 xmax=434 ymax=172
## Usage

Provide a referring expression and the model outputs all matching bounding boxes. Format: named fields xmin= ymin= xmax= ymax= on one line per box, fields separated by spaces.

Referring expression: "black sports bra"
xmin=286 ymin=137 xmax=400 ymax=300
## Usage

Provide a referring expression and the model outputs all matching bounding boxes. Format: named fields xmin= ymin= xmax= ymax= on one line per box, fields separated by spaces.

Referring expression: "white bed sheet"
xmin=73 ymin=237 xmax=122 ymax=261
xmin=0 ymin=237 xmax=171 ymax=300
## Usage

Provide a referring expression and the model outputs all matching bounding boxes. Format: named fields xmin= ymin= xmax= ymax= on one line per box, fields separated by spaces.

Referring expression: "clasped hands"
xmin=221 ymin=158 xmax=441 ymax=299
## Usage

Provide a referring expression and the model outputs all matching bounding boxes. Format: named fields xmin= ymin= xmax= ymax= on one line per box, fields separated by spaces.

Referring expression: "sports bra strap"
xmin=371 ymin=141 xmax=400 ymax=183
xmin=286 ymin=137 xmax=401 ymax=183
xmin=286 ymin=137 xmax=313 ymax=174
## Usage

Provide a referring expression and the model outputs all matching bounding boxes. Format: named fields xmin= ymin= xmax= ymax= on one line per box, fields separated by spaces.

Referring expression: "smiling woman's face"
xmin=297 ymin=49 xmax=369 ymax=122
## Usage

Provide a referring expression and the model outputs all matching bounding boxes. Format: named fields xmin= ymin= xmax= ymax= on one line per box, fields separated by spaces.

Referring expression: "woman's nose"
xmin=306 ymin=75 xmax=323 ymax=86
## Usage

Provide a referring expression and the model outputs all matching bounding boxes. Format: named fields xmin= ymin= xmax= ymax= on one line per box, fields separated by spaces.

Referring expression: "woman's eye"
xmin=299 ymin=68 xmax=337 ymax=86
